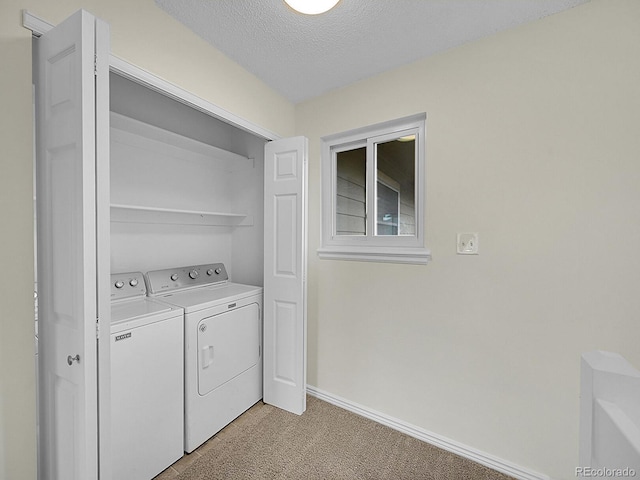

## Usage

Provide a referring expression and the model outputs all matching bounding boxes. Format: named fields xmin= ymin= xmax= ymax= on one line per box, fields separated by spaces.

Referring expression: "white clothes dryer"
xmin=110 ymin=272 xmax=184 ymax=480
xmin=146 ymin=263 xmax=263 ymax=453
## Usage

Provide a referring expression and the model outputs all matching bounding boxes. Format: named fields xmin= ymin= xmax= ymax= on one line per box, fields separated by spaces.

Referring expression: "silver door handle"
xmin=67 ymin=354 xmax=80 ymax=366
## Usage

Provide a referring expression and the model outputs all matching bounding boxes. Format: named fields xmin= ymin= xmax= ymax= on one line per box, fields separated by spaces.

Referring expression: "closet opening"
xmin=108 ymin=71 xmax=268 ymax=286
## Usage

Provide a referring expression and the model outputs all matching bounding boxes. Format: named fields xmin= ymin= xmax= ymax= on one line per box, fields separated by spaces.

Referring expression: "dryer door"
xmin=197 ymin=303 xmax=261 ymax=395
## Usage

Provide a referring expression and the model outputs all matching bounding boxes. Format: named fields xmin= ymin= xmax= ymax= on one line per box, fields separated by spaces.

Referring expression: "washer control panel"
xmin=110 ymin=272 xmax=147 ymax=301
xmin=145 ymin=263 xmax=229 ymax=295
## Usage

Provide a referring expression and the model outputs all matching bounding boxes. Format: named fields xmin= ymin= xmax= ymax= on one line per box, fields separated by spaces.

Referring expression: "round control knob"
xmin=206 ymin=269 xmax=214 ymax=276
xmin=170 ymin=273 xmax=179 ymax=282
xmin=129 ymin=279 xmax=138 ymax=287
xmin=114 ymin=280 xmax=124 ymax=289
xmin=215 ymin=267 xmax=222 ymax=275
xmin=189 ymin=270 xmax=199 ymax=280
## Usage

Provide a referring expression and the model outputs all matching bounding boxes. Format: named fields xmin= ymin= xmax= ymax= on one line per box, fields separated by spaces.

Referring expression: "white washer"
xmin=146 ymin=263 xmax=263 ymax=453
xmin=110 ymin=272 xmax=184 ymax=480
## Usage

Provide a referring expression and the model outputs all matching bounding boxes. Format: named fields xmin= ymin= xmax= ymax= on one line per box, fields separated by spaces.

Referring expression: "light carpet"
xmin=175 ymin=396 xmax=515 ymax=480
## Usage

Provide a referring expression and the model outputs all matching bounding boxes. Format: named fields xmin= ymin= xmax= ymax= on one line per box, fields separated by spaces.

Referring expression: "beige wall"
xmin=297 ymin=1 xmax=640 ymax=479
xmin=0 ymin=1 xmax=294 ymax=479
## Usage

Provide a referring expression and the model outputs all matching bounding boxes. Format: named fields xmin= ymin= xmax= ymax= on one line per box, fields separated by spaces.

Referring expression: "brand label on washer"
xmin=115 ymin=332 xmax=131 ymax=342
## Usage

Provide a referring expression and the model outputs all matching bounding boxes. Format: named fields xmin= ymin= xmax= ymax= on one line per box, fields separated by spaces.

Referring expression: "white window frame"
xmin=318 ymin=113 xmax=431 ymax=264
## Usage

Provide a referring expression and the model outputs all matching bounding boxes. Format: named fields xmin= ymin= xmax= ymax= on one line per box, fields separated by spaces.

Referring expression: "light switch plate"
xmin=457 ymin=233 xmax=479 ymax=255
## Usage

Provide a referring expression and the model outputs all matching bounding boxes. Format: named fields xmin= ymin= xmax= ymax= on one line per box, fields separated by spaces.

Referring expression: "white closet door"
xmin=35 ymin=10 xmax=110 ymax=480
xmin=263 ymin=137 xmax=308 ymax=415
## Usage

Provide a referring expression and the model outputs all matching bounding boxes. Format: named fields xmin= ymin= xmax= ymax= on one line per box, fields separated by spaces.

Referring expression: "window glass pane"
xmin=336 ymin=147 xmax=366 ymax=236
xmin=375 ymin=137 xmax=416 ymax=236
xmin=376 ymin=181 xmax=399 ymax=235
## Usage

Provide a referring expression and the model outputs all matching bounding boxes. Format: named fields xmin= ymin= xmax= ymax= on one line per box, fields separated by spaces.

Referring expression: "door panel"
xmin=35 ymin=10 xmax=109 ymax=480
xmin=275 ymin=194 xmax=297 ymax=276
xmin=263 ymin=137 xmax=308 ymax=415
xmin=273 ymin=300 xmax=297 ymax=385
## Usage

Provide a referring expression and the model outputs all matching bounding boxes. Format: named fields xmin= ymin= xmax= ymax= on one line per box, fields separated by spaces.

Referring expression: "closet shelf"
xmin=111 ymin=204 xmax=253 ymax=227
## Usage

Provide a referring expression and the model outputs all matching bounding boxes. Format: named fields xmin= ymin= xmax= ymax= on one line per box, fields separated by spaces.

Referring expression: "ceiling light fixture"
xmin=284 ymin=0 xmax=341 ymax=15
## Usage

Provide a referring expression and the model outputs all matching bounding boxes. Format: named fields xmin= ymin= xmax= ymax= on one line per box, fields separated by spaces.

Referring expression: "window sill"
xmin=317 ymin=246 xmax=431 ymax=265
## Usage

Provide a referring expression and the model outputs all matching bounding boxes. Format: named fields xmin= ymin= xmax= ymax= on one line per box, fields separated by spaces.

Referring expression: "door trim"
xmin=22 ymin=10 xmax=282 ymax=142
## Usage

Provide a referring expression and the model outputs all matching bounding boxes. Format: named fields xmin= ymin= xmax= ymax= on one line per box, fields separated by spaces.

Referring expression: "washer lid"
xmin=154 ymin=283 xmax=262 ymax=313
xmin=111 ymin=297 xmax=182 ymax=330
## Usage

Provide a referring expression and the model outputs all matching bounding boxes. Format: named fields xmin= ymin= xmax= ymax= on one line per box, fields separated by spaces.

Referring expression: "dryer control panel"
xmin=145 ymin=263 xmax=229 ymax=295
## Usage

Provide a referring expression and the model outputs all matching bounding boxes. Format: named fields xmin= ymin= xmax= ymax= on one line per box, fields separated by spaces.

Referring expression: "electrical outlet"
xmin=457 ymin=233 xmax=479 ymax=255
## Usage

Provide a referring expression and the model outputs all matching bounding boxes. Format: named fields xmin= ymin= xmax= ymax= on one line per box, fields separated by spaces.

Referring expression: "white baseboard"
xmin=306 ymin=386 xmax=550 ymax=480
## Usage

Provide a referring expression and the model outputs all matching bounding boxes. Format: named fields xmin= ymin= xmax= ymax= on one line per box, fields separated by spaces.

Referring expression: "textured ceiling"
xmin=155 ymin=0 xmax=589 ymax=103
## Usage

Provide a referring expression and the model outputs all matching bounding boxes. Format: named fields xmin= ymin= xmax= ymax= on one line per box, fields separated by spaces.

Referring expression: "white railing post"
xmin=579 ymin=351 xmax=640 ymax=473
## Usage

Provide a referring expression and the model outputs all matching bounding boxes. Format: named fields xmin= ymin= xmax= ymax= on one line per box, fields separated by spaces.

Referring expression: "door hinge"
xmin=96 ymin=319 xmax=100 ymax=339
xmin=94 ymin=54 xmax=98 ymax=76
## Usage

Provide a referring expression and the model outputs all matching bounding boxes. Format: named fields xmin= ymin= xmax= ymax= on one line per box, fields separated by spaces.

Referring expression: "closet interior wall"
xmin=109 ymin=73 xmax=266 ymax=286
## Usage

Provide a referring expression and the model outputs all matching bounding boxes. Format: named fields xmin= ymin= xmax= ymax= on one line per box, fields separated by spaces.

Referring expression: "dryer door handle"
xmin=201 ymin=345 xmax=214 ymax=369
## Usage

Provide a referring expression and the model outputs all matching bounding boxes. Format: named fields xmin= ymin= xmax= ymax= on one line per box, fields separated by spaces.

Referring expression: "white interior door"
xmin=35 ymin=10 xmax=110 ymax=480
xmin=263 ymin=137 xmax=308 ymax=415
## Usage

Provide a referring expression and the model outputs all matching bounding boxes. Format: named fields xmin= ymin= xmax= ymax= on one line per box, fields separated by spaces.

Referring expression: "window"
xmin=318 ymin=113 xmax=430 ymax=264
